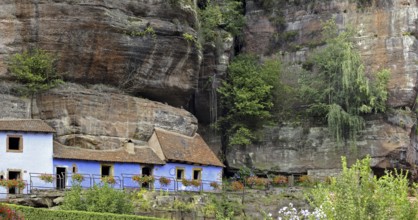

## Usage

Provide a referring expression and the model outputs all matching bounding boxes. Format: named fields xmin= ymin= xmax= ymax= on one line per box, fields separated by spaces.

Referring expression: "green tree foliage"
xmin=9 ymin=49 xmax=63 ymax=95
xmin=218 ymin=54 xmax=281 ymax=146
xmin=308 ymin=156 xmax=417 ymax=219
xmin=61 ymin=183 xmax=133 ymax=214
xmin=199 ymin=0 xmax=245 ymax=42
xmin=300 ymin=20 xmax=390 ymax=145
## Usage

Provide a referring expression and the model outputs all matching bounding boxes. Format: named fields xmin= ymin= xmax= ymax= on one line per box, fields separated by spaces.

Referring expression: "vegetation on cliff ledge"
xmin=300 ymin=20 xmax=390 ymax=146
xmin=9 ymin=49 xmax=63 ymax=96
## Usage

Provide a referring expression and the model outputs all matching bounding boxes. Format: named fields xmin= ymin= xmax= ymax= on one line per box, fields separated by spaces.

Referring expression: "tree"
xmin=199 ymin=0 xmax=245 ymax=42
xmin=9 ymin=49 xmax=63 ymax=96
xmin=218 ymin=54 xmax=279 ymax=147
xmin=299 ymin=20 xmax=390 ymax=145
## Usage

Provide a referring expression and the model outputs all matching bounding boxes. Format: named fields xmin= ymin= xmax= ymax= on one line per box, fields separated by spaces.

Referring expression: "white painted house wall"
xmin=0 ymin=132 xmax=53 ymax=196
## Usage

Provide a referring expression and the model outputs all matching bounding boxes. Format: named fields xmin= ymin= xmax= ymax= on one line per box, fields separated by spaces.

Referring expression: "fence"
xmin=27 ymin=173 xmax=223 ymax=194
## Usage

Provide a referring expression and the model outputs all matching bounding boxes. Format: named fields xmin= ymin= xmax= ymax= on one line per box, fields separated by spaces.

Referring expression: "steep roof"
xmin=154 ymin=128 xmax=225 ymax=167
xmin=0 ymin=119 xmax=55 ymax=133
xmin=53 ymin=142 xmax=165 ymax=165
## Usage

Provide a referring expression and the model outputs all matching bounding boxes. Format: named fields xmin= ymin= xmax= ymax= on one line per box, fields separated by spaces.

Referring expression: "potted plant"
xmin=159 ymin=176 xmax=171 ymax=187
xmin=0 ymin=179 xmax=26 ymax=191
xmin=101 ymin=176 xmax=116 ymax=185
xmin=72 ymin=173 xmax=84 ymax=183
xmin=210 ymin=181 xmax=220 ymax=190
xmin=181 ymin=178 xmax=192 ymax=187
xmin=190 ymin=179 xmax=201 ymax=188
xmin=40 ymin=173 xmax=54 ymax=183
xmin=132 ymin=175 xmax=155 ymax=184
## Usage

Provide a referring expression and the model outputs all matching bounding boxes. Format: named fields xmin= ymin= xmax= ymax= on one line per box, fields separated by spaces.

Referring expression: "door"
xmin=56 ymin=167 xmax=66 ymax=189
xmin=141 ymin=166 xmax=153 ymax=189
xmin=8 ymin=171 xmax=21 ymax=194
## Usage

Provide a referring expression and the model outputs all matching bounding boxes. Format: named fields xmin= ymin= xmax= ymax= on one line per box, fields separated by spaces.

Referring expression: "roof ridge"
xmin=154 ymin=127 xmax=196 ymax=139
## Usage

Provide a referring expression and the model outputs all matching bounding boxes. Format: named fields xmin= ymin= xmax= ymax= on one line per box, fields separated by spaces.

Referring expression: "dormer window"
xmin=7 ymin=135 xmax=23 ymax=152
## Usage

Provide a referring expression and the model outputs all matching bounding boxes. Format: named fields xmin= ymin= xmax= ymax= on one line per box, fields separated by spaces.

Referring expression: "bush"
xmin=230 ymin=181 xmax=244 ymax=191
xmin=273 ymin=175 xmax=288 ymax=185
xmin=61 ymin=183 xmax=133 ymax=214
xmin=307 ymin=156 xmax=418 ymax=219
xmin=5 ymin=204 xmax=163 ymax=220
xmin=8 ymin=49 xmax=63 ymax=95
xmin=246 ymin=176 xmax=269 ymax=188
xmin=297 ymin=175 xmax=313 ymax=186
xmin=0 ymin=204 xmax=23 ymax=220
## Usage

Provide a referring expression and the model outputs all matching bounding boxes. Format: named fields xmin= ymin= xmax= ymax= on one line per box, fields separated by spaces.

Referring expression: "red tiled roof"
xmin=154 ymin=128 xmax=224 ymax=167
xmin=0 ymin=119 xmax=55 ymax=133
xmin=53 ymin=142 xmax=165 ymax=165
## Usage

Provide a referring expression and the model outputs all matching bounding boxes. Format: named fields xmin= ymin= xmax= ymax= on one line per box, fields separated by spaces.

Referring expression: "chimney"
xmin=125 ymin=139 xmax=135 ymax=154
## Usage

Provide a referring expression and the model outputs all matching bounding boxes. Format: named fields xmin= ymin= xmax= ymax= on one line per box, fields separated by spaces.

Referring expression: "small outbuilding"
xmin=0 ymin=119 xmax=55 ymax=196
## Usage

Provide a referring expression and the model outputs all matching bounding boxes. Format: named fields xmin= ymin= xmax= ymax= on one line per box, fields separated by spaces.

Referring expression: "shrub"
xmin=8 ymin=49 xmax=63 ymax=96
xmin=61 ymin=183 xmax=133 ymax=214
xmin=72 ymin=174 xmax=84 ymax=183
xmin=0 ymin=204 xmax=23 ymax=220
xmin=298 ymin=175 xmax=313 ymax=186
xmin=230 ymin=181 xmax=244 ymax=191
xmin=307 ymin=156 xmax=418 ymax=219
xmin=273 ymin=175 xmax=288 ymax=185
xmin=40 ymin=173 xmax=54 ymax=183
xmin=247 ymin=176 xmax=269 ymax=188
xmin=6 ymin=204 xmax=162 ymax=220
xmin=158 ymin=177 xmax=171 ymax=187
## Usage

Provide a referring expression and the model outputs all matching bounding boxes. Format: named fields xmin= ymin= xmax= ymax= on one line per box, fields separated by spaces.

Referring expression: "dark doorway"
xmin=56 ymin=167 xmax=66 ymax=189
xmin=8 ymin=171 xmax=21 ymax=194
xmin=141 ymin=166 xmax=153 ymax=189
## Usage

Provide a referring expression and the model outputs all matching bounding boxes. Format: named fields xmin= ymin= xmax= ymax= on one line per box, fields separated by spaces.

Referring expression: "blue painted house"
xmin=53 ymin=128 xmax=224 ymax=191
xmin=0 ymin=119 xmax=223 ymax=193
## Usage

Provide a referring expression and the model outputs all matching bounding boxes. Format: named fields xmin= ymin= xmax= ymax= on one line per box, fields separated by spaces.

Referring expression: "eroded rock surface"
xmin=244 ymin=0 xmax=418 ymax=108
xmin=229 ymin=0 xmax=418 ymax=174
xmin=0 ymin=0 xmax=201 ymax=107
xmin=0 ymin=83 xmax=197 ymax=150
xmin=227 ymin=110 xmax=414 ymax=174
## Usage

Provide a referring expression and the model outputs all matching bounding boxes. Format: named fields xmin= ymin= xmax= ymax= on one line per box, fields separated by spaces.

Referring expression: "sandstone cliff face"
xmin=244 ymin=0 xmax=418 ymax=108
xmin=0 ymin=83 xmax=198 ymax=150
xmin=0 ymin=0 xmax=201 ymax=107
xmin=227 ymin=0 xmax=418 ymax=174
xmin=227 ymin=110 xmax=414 ymax=174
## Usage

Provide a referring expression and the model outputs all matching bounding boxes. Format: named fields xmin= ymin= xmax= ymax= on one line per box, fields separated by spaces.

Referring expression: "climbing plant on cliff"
xmin=300 ymin=20 xmax=390 ymax=146
xmin=218 ymin=54 xmax=280 ymax=147
xmin=198 ymin=0 xmax=244 ymax=42
xmin=9 ymin=49 xmax=63 ymax=96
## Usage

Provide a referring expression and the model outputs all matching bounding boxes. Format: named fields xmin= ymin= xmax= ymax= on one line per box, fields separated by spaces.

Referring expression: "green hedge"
xmin=4 ymin=204 xmax=165 ymax=220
